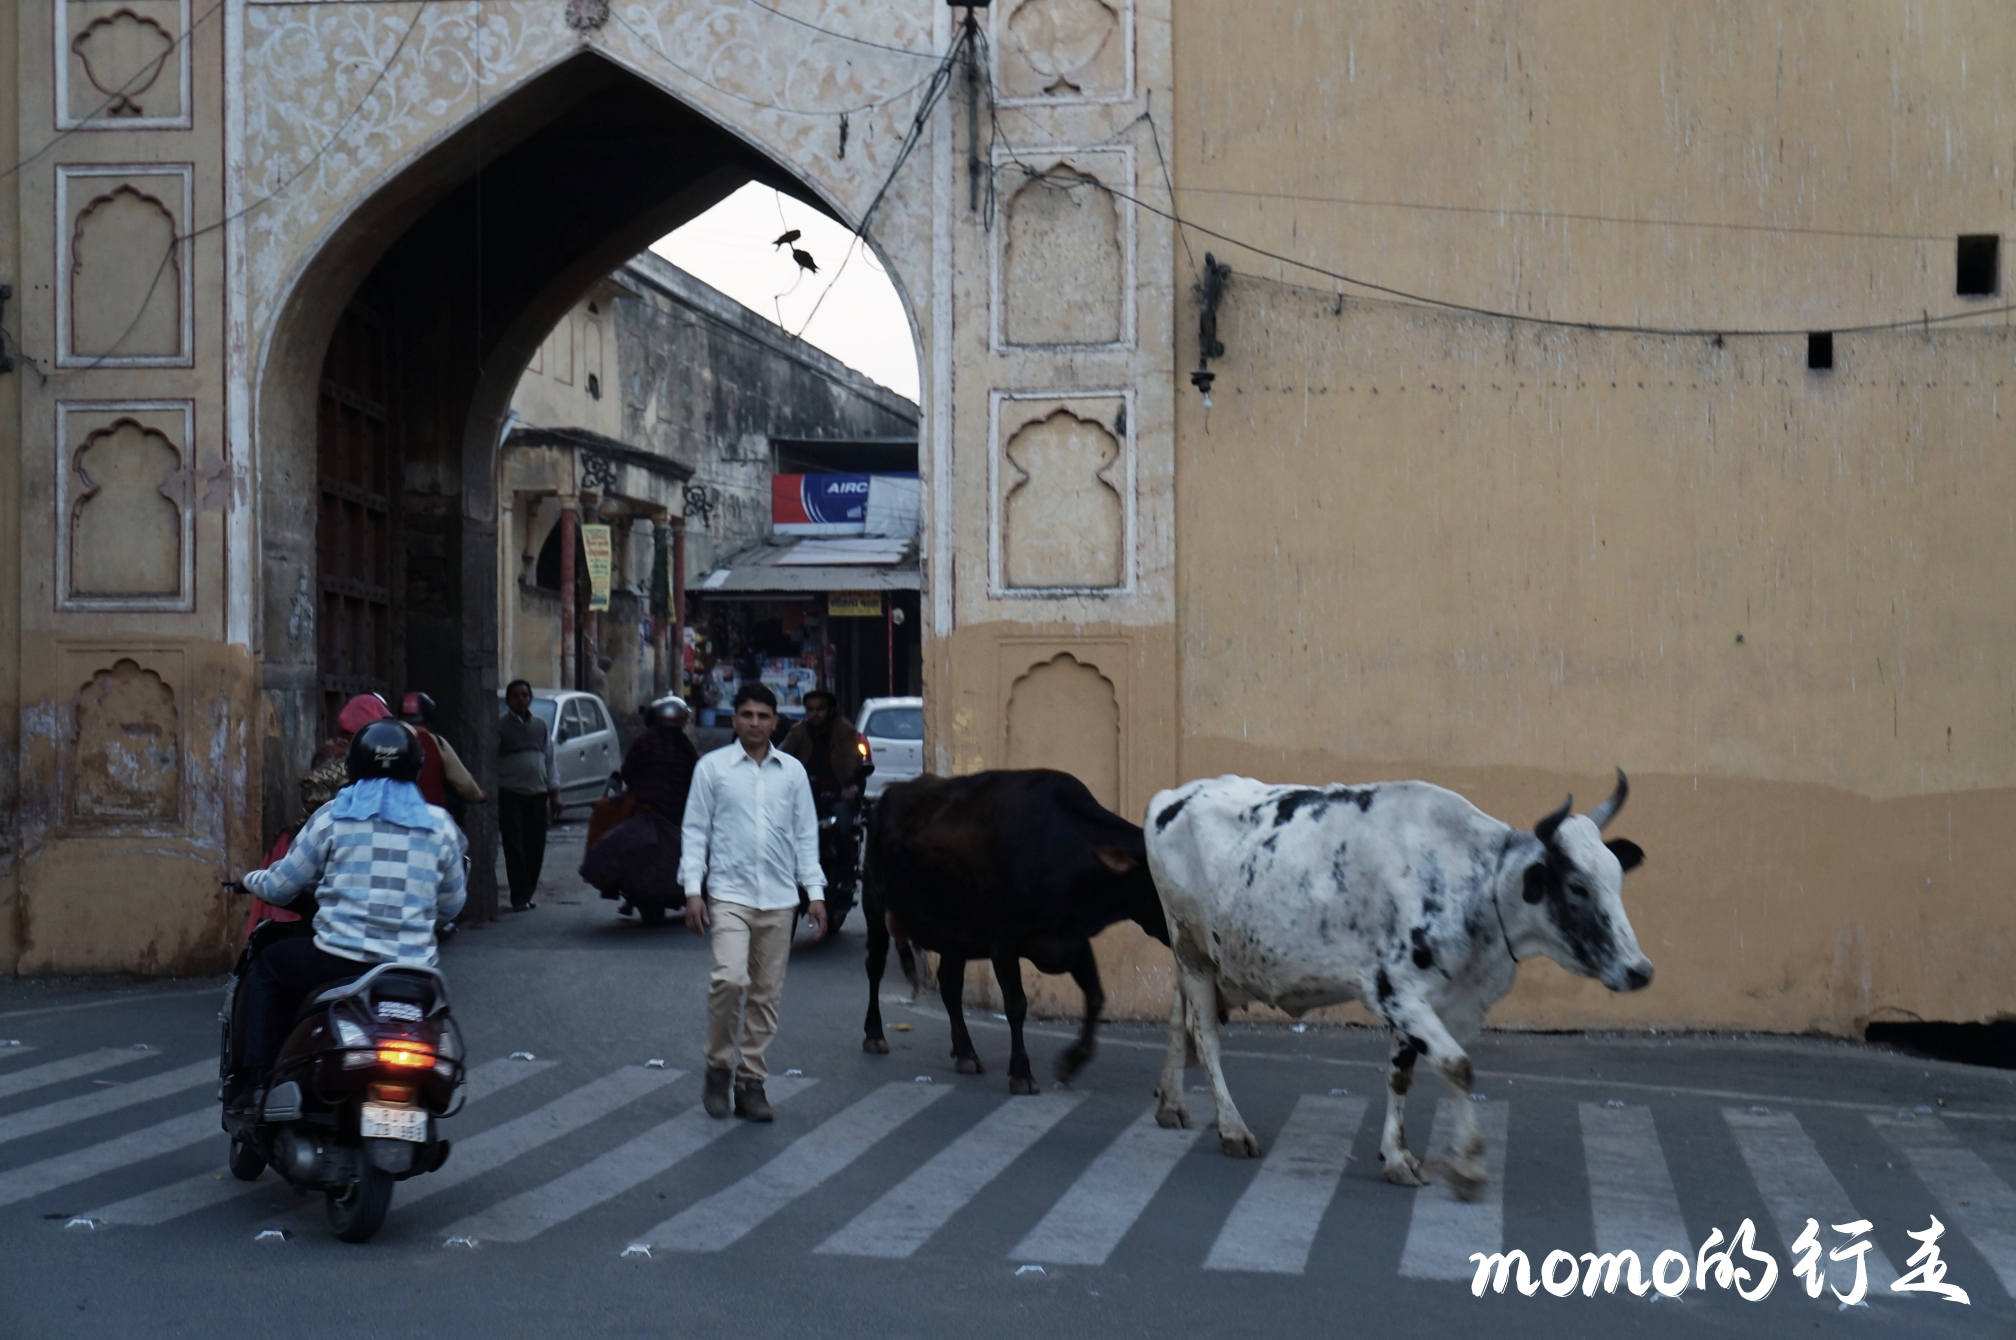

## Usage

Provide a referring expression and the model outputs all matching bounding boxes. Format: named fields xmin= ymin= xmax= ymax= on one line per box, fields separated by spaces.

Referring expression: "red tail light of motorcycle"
xmin=377 ymin=1043 xmax=435 ymax=1070
xmin=857 ymin=738 xmax=872 ymax=763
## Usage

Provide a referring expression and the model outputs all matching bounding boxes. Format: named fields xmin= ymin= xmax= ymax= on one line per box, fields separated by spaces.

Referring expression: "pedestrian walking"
xmin=497 ymin=679 xmax=562 ymax=911
xmin=678 ymin=683 xmax=826 ymax=1122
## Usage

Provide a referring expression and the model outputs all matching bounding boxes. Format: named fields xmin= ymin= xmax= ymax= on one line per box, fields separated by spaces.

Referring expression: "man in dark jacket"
xmin=781 ymin=691 xmax=864 ymax=804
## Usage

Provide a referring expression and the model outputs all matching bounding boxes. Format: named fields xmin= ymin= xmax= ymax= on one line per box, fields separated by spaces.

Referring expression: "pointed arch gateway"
xmin=253 ymin=50 xmax=929 ymax=919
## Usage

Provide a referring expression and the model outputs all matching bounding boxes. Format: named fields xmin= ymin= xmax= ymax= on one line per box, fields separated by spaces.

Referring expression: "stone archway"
xmin=250 ymin=42 xmax=936 ymax=915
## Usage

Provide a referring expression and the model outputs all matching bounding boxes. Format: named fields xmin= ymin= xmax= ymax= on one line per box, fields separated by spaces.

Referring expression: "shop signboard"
xmin=828 ymin=591 xmax=884 ymax=617
xmin=581 ymin=523 xmax=613 ymax=612
xmin=773 ymin=473 xmax=921 ymax=536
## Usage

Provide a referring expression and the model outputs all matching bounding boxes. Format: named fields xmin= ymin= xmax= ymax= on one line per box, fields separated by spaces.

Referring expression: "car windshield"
xmin=863 ymin=707 xmax=924 ymax=740
xmin=528 ymin=699 xmax=557 ymax=727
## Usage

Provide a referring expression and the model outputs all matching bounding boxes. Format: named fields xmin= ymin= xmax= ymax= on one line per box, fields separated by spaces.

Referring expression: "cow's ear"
xmin=1094 ymin=846 xmax=1138 ymax=874
xmin=1606 ymin=839 xmax=1645 ymax=872
xmin=1522 ymin=863 xmax=1550 ymax=904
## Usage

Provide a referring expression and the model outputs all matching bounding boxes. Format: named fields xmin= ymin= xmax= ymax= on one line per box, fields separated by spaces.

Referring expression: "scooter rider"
xmin=231 ymin=719 xmax=467 ymax=1112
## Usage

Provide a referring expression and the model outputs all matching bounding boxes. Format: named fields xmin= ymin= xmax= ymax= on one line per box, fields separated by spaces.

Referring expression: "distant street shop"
xmin=686 ymin=537 xmax=921 ymax=724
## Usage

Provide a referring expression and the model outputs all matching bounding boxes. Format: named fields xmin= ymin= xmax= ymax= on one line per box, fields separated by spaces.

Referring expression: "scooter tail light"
xmin=377 ymin=1045 xmax=435 ymax=1069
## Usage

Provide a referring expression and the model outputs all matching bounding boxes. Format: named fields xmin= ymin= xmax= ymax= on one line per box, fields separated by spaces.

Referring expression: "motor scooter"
xmin=219 ymin=895 xmax=466 ymax=1243
xmin=808 ymin=749 xmax=873 ymax=935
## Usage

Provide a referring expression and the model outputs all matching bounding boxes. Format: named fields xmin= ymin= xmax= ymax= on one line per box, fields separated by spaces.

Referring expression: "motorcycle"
xmin=218 ymin=901 xmax=466 ymax=1244
xmin=808 ymin=748 xmax=874 ymax=936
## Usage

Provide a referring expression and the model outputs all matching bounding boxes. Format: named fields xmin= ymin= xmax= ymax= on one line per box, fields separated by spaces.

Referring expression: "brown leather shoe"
xmin=733 ymin=1080 xmax=773 ymax=1122
xmin=703 ymin=1067 xmax=733 ymax=1119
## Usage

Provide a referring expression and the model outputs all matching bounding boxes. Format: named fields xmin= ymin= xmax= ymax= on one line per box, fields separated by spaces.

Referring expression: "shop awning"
xmin=693 ymin=537 xmax=919 ymax=595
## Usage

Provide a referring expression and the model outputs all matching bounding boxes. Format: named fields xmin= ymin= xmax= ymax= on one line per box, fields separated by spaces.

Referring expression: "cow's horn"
xmin=1588 ymin=767 xmax=1629 ymax=831
xmin=1534 ymin=794 xmax=1573 ymax=845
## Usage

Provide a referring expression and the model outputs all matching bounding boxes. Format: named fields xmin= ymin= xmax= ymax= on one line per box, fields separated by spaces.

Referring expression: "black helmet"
xmin=347 ymin=719 xmax=424 ymax=782
xmin=648 ymin=695 xmax=690 ymax=727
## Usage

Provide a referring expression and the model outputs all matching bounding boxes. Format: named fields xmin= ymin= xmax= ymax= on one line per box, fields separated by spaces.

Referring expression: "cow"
xmin=862 ymin=769 xmax=1170 ymax=1094
xmin=1145 ymin=769 xmax=1651 ymax=1199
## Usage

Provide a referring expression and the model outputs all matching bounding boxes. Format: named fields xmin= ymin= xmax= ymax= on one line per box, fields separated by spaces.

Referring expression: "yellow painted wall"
xmin=1155 ymin=1 xmax=2016 ymax=1032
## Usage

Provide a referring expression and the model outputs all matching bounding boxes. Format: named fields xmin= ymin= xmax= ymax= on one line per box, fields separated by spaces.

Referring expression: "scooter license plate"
xmin=360 ymin=1103 xmax=428 ymax=1142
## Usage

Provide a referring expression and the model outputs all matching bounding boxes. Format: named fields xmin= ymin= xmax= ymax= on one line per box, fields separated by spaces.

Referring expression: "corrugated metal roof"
xmin=691 ymin=536 xmax=919 ymax=595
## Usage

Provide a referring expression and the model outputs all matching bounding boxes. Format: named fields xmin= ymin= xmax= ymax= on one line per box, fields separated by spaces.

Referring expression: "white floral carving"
xmin=243 ymin=2 xmax=939 ymax=354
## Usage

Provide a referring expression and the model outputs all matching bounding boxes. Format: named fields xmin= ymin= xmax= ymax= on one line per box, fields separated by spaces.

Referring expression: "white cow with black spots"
xmin=1144 ymin=770 xmax=1652 ymax=1199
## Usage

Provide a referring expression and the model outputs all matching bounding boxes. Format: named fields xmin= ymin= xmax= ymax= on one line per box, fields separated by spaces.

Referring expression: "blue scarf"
xmin=330 ymin=778 xmax=434 ymax=828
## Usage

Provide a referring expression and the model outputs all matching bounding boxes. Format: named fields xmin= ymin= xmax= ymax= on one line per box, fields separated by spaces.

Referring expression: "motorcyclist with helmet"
xmin=229 ymin=719 xmax=468 ymax=1111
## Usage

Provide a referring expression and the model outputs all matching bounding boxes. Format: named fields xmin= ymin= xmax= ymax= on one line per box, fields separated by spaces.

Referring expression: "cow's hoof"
xmin=1054 ymin=1048 xmax=1091 ymax=1083
xmin=1219 ymin=1128 xmax=1262 ymax=1158
xmin=954 ymin=1056 xmax=985 ymax=1075
xmin=1155 ymin=1105 xmax=1191 ymax=1130
xmin=1009 ymin=1075 xmax=1040 ymax=1096
xmin=1446 ymin=1166 xmax=1489 ymax=1202
xmin=1382 ymin=1152 xmax=1428 ymax=1187
xmin=863 ymin=1037 xmax=890 ymax=1055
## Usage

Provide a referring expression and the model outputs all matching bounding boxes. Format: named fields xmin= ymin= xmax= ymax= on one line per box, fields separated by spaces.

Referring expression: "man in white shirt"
xmin=679 ymin=682 xmax=826 ymax=1121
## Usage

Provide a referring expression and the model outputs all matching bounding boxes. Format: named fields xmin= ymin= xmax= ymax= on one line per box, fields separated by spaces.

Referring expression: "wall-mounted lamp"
xmin=1191 ymin=254 xmax=1231 ymax=408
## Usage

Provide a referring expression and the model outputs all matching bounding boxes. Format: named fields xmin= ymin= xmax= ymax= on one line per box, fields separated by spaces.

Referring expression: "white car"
xmin=856 ymin=696 xmax=924 ymax=799
xmin=497 ymin=688 xmax=620 ymax=809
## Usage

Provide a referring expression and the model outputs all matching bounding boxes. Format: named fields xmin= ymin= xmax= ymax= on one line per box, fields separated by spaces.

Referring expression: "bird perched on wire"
xmin=771 ymin=229 xmax=801 ymax=248
xmin=790 ymin=247 xmax=819 ymax=275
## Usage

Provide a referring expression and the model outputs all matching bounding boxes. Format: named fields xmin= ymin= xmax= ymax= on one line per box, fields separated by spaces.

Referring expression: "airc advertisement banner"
xmin=772 ymin=473 xmax=920 ymax=536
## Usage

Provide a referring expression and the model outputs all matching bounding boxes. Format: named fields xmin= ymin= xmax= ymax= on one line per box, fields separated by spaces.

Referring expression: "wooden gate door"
xmin=315 ymin=305 xmax=400 ymax=730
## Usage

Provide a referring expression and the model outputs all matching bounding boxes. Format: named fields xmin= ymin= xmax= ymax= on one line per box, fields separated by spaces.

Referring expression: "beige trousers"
xmin=704 ymin=901 xmax=796 ymax=1083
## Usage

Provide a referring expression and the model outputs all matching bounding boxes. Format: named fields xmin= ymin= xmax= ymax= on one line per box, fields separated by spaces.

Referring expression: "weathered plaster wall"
xmin=612 ymin=251 xmax=919 ymax=578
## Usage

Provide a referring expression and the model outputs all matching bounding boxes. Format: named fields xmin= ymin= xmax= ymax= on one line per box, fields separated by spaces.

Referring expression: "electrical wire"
xmin=985 ymin=144 xmax=2016 ymax=339
xmin=737 ymin=0 xmax=941 ymax=59
xmin=0 ymin=0 xmax=229 ymax=187
xmin=37 ymin=2 xmax=427 ymax=378
xmin=791 ymin=24 xmax=970 ymax=341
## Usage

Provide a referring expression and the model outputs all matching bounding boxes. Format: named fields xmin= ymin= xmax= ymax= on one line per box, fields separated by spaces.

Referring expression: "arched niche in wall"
xmin=71 ymin=659 xmax=182 ymax=827
xmin=1001 ymin=166 xmax=1124 ymax=347
xmin=57 ymin=402 xmax=195 ymax=611
xmin=1000 ymin=407 xmax=1125 ymax=590
xmin=60 ymin=169 xmax=191 ymax=365
xmin=1006 ymin=653 xmax=1120 ymax=809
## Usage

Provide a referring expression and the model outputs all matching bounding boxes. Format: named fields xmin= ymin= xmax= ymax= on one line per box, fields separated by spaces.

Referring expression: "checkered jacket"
xmin=243 ymin=804 xmax=468 ymax=968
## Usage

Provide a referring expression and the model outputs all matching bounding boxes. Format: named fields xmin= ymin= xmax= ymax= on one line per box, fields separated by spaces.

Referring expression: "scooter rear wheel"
xmin=228 ymin=1135 xmax=266 ymax=1182
xmin=326 ymin=1161 xmax=395 ymax=1243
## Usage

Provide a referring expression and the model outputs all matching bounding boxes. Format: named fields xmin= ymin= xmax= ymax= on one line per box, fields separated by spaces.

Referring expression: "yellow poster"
xmin=581 ymin=524 xmax=613 ymax=612
xmin=828 ymin=591 xmax=884 ymax=617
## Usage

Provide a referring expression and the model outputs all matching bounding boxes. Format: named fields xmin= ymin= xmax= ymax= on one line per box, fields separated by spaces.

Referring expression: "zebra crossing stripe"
xmin=0 ymin=1048 xmax=150 ymax=1102
xmin=0 ymin=1060 xmax=213 ymax=1148
xmin=1871 ymin=1114 xmax=2016 ymax=1298
xmin=1723 ymin=1108 xmax=1898 ymax=1295
xmin=1014 ymin=1102 xmax=1210 ymax=1266
xmin=87 ymin=1056 xmax=553 ymax=1227
xmin=0 ymin=1045 xmax=40 ymax=1068
xmin=645 ymin=1081 xmax=943 ymax=1253
xmin=441 ymin=1075 xmax=817 ymax=1245
xmin=1579 ymin=1103 xmax=1691 ymax=1268
xmin=0 ymin=1107 xmax=215 ymax=1208
xmin=387 ymin=1064 xmax=684 ymax=1211
xmin=815 ymin=1092 xmax=1083 ymax=1259
xmin=1204 ymin=1094 xmax=1367 ymax=1274
xmin=1397 ymin=1099 xmax=1511 ymax=1280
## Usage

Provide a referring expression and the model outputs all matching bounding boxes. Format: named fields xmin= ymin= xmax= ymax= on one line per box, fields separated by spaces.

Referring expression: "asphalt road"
xmin=2 ymin=821 xmax=2012 ymax=1339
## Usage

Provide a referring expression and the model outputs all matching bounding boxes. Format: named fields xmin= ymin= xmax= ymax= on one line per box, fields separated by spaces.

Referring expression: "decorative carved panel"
xmin=1003 ymin=168 xmax=1122 ymax=346
xmin=993 ymin=147 xmax=1135 ymax=351
xmin=72 ymin=421 xmax=183 ymax=598
xmin=991 ymin=391 xmax=1134 ymax=596
xmin=56 ymin=165 xmax=193 ymax=367
xmin=1003 ymin=410 xmax=1124 ymax=589
xmin=996 ymin=0 xmax=1131 ymax=103
xmin=1006 ymin=653 xmax=1121 ymax=809
xmin=55 ymin=401 xmax=196 ymax=612
xmin=71 ymin=659 xmax=182 ymax=826
xmin=58 ymin=0 xmax=192 ymax=129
